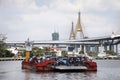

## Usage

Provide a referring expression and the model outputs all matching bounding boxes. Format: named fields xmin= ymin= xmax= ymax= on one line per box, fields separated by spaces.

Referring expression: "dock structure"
xmin=53 ymin=66 xmax=87 ymax=72
xmin=0 ymin=57 xmax=25 ymax=61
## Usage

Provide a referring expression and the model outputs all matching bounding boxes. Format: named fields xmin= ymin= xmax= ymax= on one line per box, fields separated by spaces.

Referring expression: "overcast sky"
xmin=0 ymin=0 xmax=120 ymax=41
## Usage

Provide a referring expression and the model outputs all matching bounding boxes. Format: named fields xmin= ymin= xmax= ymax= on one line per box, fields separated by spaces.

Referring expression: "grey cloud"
xmin=0 ymin=0 xmax=120 ymax=41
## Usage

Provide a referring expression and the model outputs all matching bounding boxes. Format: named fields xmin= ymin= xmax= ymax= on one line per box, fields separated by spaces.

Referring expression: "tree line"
xmin=0 ymin=34 xmax=14 ymax=57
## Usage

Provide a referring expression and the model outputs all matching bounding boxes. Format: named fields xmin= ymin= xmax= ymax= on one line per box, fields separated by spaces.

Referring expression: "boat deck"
xmin=53 ymin=66 xmax=87 ymax=72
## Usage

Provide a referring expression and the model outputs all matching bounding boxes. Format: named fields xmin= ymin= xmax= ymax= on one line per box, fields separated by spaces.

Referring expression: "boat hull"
xmin=22 ymin=60 xmax=55 ymax=72
xmin=85 ymin=61 xmax=97 ymax=71
xmin=22 ymin=60 xmax=97 ymax=72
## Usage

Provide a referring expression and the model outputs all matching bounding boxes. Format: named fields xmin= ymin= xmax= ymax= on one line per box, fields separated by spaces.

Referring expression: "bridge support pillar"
xmin=84 ymin=45 xmax=86 ymax=54
xmin=116 ymin=44 xmax=118 ymax=54
xmin=98 ymin=40 xmax=106 ymax=57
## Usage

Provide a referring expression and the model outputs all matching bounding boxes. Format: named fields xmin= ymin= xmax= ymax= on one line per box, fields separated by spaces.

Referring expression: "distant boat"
xmin=98 ymin=53 xmax=106 ymax=58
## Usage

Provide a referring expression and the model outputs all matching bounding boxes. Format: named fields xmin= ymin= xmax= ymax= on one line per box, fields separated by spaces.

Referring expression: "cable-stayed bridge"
xmin=6 ymin=34 xmax=120 ymax=46
xmin=5 ymin=35 xmax=120 ymax=55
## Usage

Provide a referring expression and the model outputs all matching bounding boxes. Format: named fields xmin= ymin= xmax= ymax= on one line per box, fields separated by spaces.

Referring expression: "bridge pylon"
xmin=75 ymin=12 xmax=84 ymax=39
xmin=69 ymin=22 xmax=75 ymax=40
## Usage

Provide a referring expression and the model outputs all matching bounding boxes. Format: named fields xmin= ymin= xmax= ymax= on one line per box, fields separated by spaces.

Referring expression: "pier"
xmin=0 ymin=57 xmax=25 ymax=61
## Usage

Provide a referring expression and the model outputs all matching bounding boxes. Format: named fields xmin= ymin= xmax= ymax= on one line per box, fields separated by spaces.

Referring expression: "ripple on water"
xmin=0 ymin=60 xmax=120 ymax=80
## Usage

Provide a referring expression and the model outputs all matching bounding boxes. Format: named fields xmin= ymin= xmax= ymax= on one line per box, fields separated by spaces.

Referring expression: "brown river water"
xmin=0 ymin=60 xmax=120 ymax=80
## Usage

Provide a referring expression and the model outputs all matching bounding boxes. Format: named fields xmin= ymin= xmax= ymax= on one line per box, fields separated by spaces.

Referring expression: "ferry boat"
xmin=22 ymin=56 xmax=97 ymax=72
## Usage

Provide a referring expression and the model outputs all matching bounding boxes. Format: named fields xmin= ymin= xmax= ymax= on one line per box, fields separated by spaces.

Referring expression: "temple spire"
xmin=69 ymin=22 xmax=75 ymax=40
xmin=75 ymin=12 xmax=84 ymax=39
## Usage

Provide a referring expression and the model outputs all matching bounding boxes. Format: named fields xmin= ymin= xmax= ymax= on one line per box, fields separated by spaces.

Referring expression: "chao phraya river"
xmin=0 ymin=60 xmax=120 ymax=80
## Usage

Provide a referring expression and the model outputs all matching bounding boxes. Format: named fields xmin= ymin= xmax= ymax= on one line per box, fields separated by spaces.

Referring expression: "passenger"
xmin=69 ymin=57 xmax=73 ymax=65
xmin=79 ymin=57 xmax=82 ymax=61
xmin=66 ymin=58 xmax=70 ymax=66
xmin=29 ymin=57 xmax=33 ymax=62
xmin=42 ymin=56 xmax=45 ymax=61
xmin=73 ymin=57 xmax=79 ymax=66
xmin=46 ymin=57 xmax=50 ymax=60
xmin=55 ymin=59 xmax=59 ymax=66
xmin=32 ymin=56 xmax=38 ymax=63
xmin=40 ymin=57 xmax=43 ymax=62
xmin=81 ymin=56 xmax=88 ymax=66
xmin=82 ymin=56 xmax=86 ymax=61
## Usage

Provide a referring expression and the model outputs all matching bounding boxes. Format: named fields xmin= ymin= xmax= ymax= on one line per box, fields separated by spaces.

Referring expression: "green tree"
xmin=32 ymin=47 xmax=44 ymax=56
xmin=5 ymin=50 xmax=14 ymax=57
xmin=61 ymin=50 xmax=68 ymax=56
xmin=87 ymin=51 xmax=98 ymax=57
xmin=79 ymin=50 xmax=84 ymax=54
xmin=19 ymin=50 xmax=26 ymax=57
xmin=50 ymin=51 xmax=56 ymax=56
xmin=44 ymin=47 xmax=51 ymax=55
xmin=105 ymin=50 xmax=117 ymax=55
xmin=0 ymin=34 xmax=7 ymax=57
xmin=0 ymin=34 xmax=15 ymax=57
